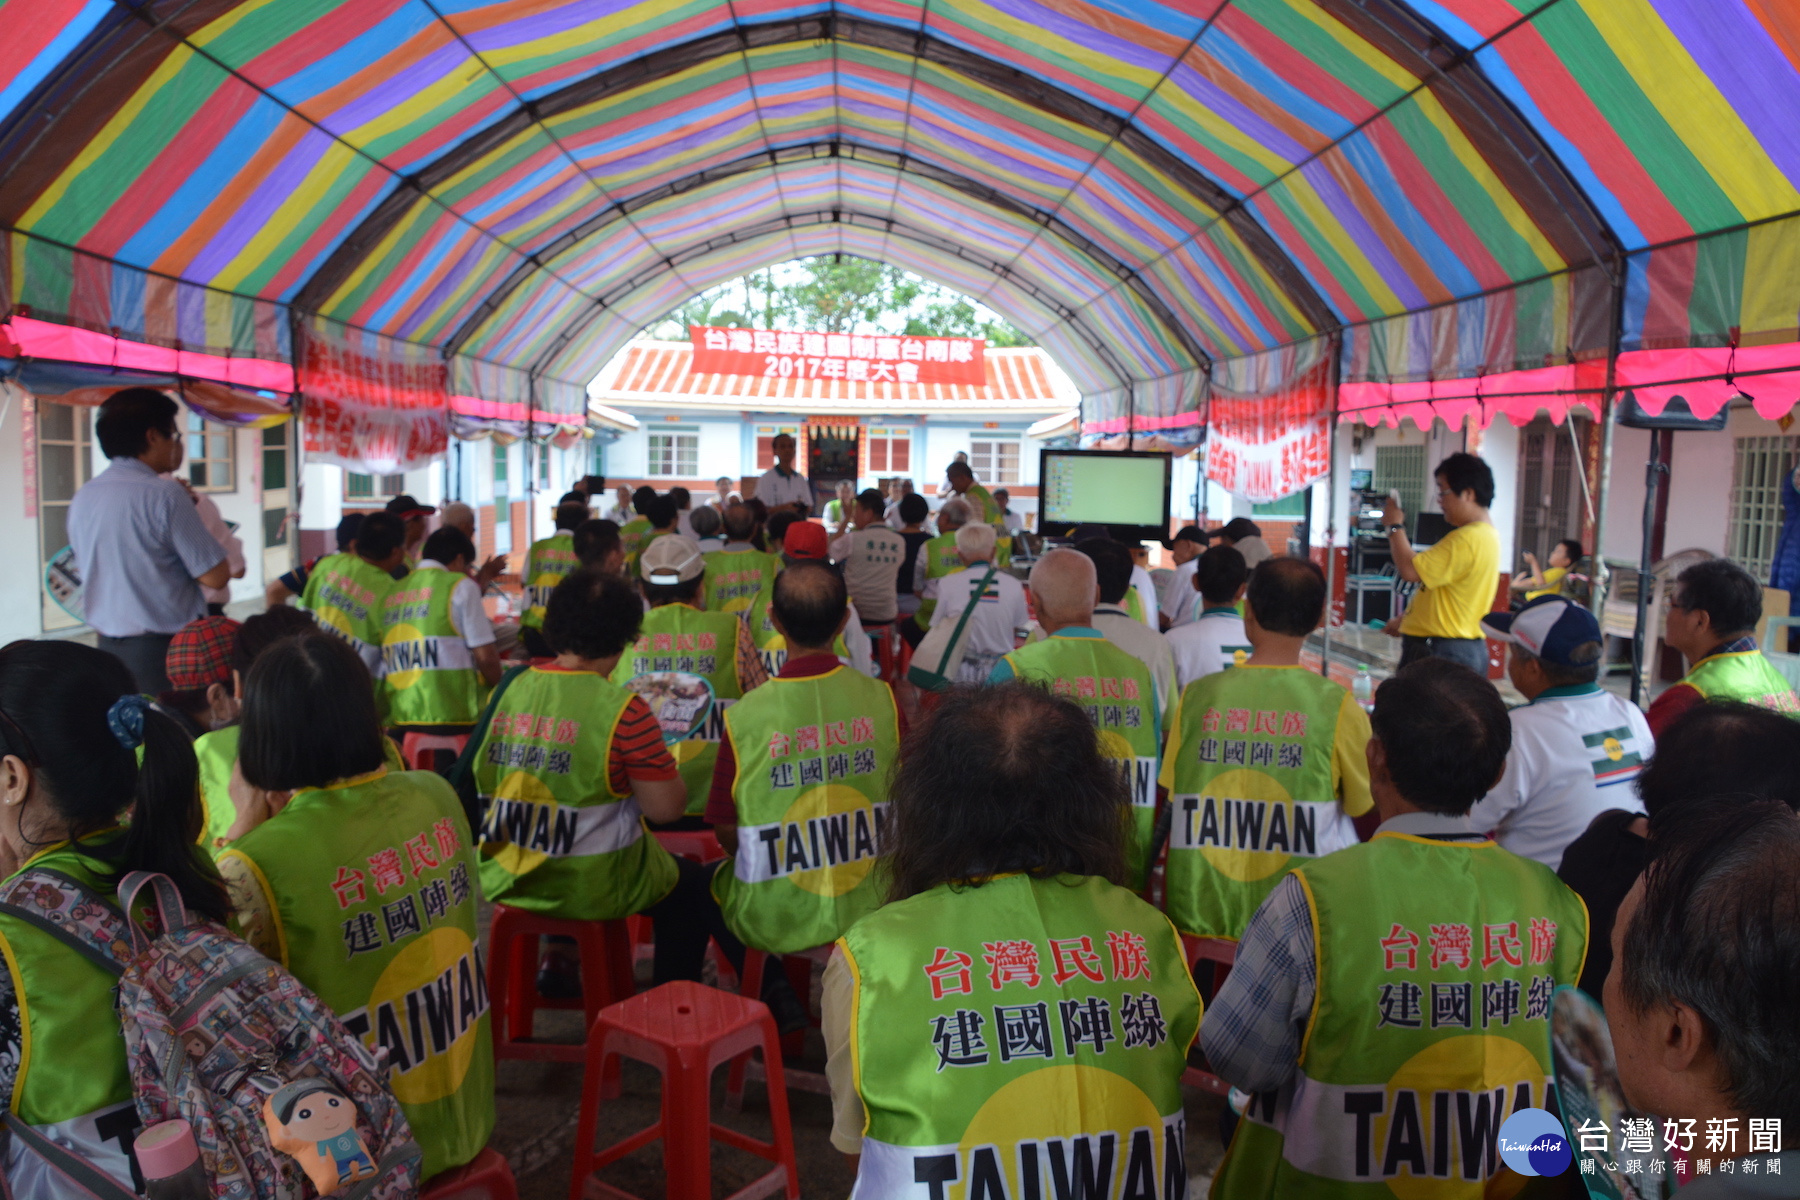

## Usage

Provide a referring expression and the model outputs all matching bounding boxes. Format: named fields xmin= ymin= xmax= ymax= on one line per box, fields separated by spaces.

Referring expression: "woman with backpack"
xmin=216 ymin=631 xmax=493 ymax=1183
xmin=0 ymin=640 xmax=230 ymax=1195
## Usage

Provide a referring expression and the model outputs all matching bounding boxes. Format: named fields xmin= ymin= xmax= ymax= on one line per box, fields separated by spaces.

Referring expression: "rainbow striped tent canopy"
xmin=2 ymin=0 xmax=1799 ymax=447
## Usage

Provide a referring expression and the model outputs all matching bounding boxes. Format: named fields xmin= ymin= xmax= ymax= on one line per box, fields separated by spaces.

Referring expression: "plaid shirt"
xmin=1198 ymin=811 xmax=1487 ymax=1094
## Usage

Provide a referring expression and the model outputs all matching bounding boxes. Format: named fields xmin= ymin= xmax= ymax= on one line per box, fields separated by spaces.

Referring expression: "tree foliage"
xmin=650 ymin=256 xmax=1031 ymax=345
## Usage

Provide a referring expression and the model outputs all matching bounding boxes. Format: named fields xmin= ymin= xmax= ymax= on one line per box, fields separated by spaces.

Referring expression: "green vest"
xmin=702 ymin=547 xmax=778 ymax=614
xmin=712 ymin=667 xmax=900 ymax=952
xmin=0 ymin=836 xmax=138 ymax=1177
xmin=1164 ymin=666 xmax=1362 ymax=941
xmin=744 ymin=584 xmax=851 ymax=673
xmin=610 ymin=605 xmax=746 ymax=816
xmin=196 ymin=725 xmax=240 ymax=847
xmin=618 ymin=516 xmax=653 ymax=559
xmin=1001 ymin=635 xmax=1162 ymax=888
xmin=1213 ymin=834 xmax=1588 ymax=1199
xmin=1683 ymin=648 xmax=1800 ymax=715
xmin=378 ymin=565 xmax=484 ymax=727
xmin=914 ymin=533 xmax=965 ymax=624
xmin=839 ymin=873 xmax=1201 ymax=1199
xmin=220 ymin=770 xmax=492 ymax=1180
xmin=520 ymin=533 xmax=579 ymax=630
xmin=197 ymin=729 xmax=408 ymax=850
xmin=298 ymin=551 xmax=395 ymax=675
xmin=474 ymin=667 xmax=678 ymax=920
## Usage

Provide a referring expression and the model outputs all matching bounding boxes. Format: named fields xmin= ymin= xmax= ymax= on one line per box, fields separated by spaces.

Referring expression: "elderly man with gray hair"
xmin=989 ymin=548 xmax=1165 ymax=887
xmin=926 ymin=521 xmax=1028 ymax=683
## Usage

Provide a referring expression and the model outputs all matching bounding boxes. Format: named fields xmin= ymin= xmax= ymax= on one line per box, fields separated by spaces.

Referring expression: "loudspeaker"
xmin=1616 ymin=392 xmax=1729 ymax=431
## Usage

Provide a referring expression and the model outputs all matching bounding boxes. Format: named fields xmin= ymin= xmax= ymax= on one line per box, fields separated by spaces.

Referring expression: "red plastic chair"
xmin=401 ymin=730 xmax=470 ymax=774
xmin=1181 ymin=935 xmax=1237 ymax=1096
xmin=570 ymin=981 xmax=800 ymax=1200
xmin=486 ymin=905 xmax=635 ymax=1064
xmin=421 ymin=1148 xmax=518 ymax=1200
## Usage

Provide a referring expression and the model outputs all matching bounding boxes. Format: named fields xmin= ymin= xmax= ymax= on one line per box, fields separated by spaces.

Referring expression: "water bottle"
xmin=138 ymin=1119 xmax=209 ymax=1200
xmin=1353 ymin=666 xmax=1374 ymax=712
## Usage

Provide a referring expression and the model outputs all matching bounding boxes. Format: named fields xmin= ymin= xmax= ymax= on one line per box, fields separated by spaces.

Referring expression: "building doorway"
xmin=806 ymin=420 xmax=861 ymax=512
xmin=1515 ymin=416 xmax=1591 ymax=572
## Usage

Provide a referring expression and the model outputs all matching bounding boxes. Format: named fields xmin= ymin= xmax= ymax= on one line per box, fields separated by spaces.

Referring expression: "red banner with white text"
xmin=689 ymin=325 xmax=985 ymax=386
xmin=1207 ymin=355 xmax=1333 ymax=504
xmin=300 ymin=319 xmax=448 ymax=474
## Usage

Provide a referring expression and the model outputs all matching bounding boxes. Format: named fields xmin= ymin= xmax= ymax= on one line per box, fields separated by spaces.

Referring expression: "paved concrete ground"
xmin=487 ymin=956 xmax=1232 ymax=1199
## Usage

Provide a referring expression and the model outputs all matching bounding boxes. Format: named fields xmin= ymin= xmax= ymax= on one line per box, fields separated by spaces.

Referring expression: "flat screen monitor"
xmin=1037 ymin=449 xmax=1173 ymax=543
xmin=1349 ymin=468 xmax=1373 ymax=490
xmin=1414 ymin=512 xmax=1454 ymax=546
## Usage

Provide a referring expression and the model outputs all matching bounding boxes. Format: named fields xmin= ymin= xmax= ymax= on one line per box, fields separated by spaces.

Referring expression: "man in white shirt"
xmin=1166 ymin=543 xmax=1252 ymax=689
xmin=754 ymin=433 xmax=813 ymax=514
xmin=1159 ymin=526 xmax=1210 ymax=630
xmin=1071 ymin=537 xmax=1176 ymax=716
xmin=929 ymin=522 xmax=1029 ymax=683
xmin=829 ymin=489 xmax=906 ymax=636
xmin=992 ymin=488 xmax=1024 ymax=535
xmin=1469 ymin=595 xmax=1652 ymax=870
xmin=883 ymin=478 xmax=919 ymax=530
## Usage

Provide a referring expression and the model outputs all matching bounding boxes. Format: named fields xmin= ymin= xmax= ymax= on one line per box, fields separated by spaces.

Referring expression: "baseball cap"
xmin=165 ymin=615 xmax=241 ymax=691
xmin=1163 ymin=525 xmax=1209 ymax=550
xmin=1480 ymin=595 xmax=1602 ymax=668
xmin=783 ymin=521 xmax=829 ymax=560
xmin=640 ymin=535 xmax=705 ymax=585
xmin=1220 ymin=517 xmax=1261 ymax=541
xmin=384 ymin=494 xmax=436 ymax=520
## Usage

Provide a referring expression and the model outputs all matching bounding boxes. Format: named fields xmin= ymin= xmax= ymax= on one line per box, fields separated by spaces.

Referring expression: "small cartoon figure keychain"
xmin=263 ymin=1079 xmax=378 ymax=1194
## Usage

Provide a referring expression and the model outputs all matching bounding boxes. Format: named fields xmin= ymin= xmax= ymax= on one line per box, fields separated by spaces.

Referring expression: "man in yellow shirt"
xmin=1383 ymin=452 xmax=1500 ymax=675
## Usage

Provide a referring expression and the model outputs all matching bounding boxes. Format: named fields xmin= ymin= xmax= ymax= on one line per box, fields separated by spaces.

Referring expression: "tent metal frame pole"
xmin=1319 ymin=340 xmax=1340 ymax=679
xmin=1591 ymin=264 xmax=1634 ymax=626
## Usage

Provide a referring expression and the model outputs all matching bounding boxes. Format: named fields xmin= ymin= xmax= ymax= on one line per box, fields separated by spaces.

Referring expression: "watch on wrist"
xmin=1385 ymin=523 xmax=1405 ymax=534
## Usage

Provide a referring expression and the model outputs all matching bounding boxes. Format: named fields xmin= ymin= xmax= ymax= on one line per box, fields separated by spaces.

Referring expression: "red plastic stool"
xmin=724 ymin=948 xmax=833 ymax=1109
xmin=422 ymin=1148 xmax=518 ymax=1200
xmin=486 ymin=905 xmax=635 ymax=1064
xmin=570 ymin=981 xmax=800 ymax=1200
xmin=1181 ymin=935 xmax=1236 ymax=1096
xmin=402 ymin=730 xmax=470 ymax=773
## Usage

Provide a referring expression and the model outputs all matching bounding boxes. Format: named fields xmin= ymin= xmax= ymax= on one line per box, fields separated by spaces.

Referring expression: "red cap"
xmin=784 ymin=521 xmax=829 ymax=560
xmin=164 ymin=615 xmax=241 ymax=691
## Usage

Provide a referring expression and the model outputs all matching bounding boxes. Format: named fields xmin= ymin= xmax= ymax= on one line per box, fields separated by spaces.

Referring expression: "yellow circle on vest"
xmin=1377 ymin=1035 xmax=1539 ymax=1199
xmin=383 ymin=622 xmax=426 ymax=690
xmin=317 ymin=606 xmax=358 ymax=643
xmin=671 ymin=738 xmax=710 ymax=765
xmin=1602 ymin=736 xmax=1624 ymax=762
xmin=1232 ymin=648 xmax=1249 ymax=667
xmin=1198 ymin=768 xmax=1299 ymax=883
xmin=780 ymin=784 xmax=877 ymax=896
xmin=484 ymin=771 xmax=556 ymax=876
xmin=1096 ymin=730 xmax=1133 ymax=761
xmin=368 ymin=925 xmax=483 ymax=1105
xmin=959 ymin=1065 xmax=1164 ymax=1195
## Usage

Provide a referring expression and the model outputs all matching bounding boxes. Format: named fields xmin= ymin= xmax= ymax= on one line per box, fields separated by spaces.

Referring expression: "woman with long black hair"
xmin=823 ymin=681 xmax=1202 ymax=1194
xmin=0 ymin=639 xmax=229 ymax=1195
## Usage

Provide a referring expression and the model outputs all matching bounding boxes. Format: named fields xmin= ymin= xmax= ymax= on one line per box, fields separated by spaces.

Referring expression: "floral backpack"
xmin=0 ymin=869 xmax=420 ymax=1199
